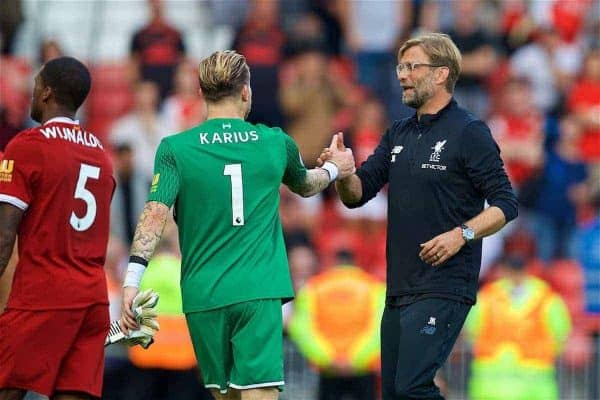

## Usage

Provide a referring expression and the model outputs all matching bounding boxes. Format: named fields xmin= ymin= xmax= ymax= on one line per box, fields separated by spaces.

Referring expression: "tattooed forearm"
xmin=289 ymin=169 xmax=331 ymax=198
xmin=0 ymin=204 xmax=23 ymax=276
xmin=130 ymin=201 xmax=170 ymax=261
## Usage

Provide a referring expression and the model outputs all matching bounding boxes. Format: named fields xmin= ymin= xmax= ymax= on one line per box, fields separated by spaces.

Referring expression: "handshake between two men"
xmin=317 ymin=132 xmax=357 ymax=182
xmin=315 ymin=131 xmax=467 ymax=268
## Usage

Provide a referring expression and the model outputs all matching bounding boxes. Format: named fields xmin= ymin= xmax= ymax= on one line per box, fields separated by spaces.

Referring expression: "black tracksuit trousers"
xmin=381 ymin=297 xmax=471 ymax=399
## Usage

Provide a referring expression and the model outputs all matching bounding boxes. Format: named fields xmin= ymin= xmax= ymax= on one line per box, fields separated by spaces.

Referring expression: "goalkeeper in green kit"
xmin=119 ymin=50 xmax=356 ymax=400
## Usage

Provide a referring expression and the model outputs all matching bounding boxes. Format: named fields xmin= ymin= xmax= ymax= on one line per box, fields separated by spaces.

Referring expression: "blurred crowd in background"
xmin=1 ymin=0 xmax=599 ymax=399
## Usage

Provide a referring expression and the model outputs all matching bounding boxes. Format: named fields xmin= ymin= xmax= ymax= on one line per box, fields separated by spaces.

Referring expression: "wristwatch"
xmin=461 ymin=224 xmax=475 ymax=243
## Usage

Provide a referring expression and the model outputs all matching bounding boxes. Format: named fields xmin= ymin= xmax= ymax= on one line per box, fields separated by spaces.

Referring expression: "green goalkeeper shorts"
xmin=186 ymin=299 xmax=285 ymax=393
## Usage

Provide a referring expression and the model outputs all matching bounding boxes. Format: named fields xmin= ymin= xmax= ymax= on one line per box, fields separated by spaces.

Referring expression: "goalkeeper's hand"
xmin=107 ymin=288 xmax=161 ymax=348
xmin=120 ymin=286 xmax=140 ymax=335
xmin=132 ymin=288 xmax=160 ymax=328
xmin=105 ymin=319 xmax=157 ymax=349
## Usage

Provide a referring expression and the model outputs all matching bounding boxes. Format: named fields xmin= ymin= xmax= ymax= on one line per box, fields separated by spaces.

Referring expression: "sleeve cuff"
xmin=489 ymin=199 xmax=518 ymax=223
xmin=346 ymin=170 xmax=369 ymax=208
xmin=146 ymin=198 xmax=173 ymax=208
xmin=0 ymin=194 xmax=29 ymax=210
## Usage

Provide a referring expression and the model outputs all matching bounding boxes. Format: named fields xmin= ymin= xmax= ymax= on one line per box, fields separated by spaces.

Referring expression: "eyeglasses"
xmin=396 ymin=63 xmax=445 ymax=74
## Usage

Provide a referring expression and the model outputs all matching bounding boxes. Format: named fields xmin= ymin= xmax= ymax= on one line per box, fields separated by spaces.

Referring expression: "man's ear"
xmin=198 ymin=87 xmax=205 ymax=99
xmin=435 ymin=67 xmax=450 ymax=87
xmin=241 ymin=84 xmax=250 ymax=102
xmin=41 ymin=86 xmax=52 ymax=103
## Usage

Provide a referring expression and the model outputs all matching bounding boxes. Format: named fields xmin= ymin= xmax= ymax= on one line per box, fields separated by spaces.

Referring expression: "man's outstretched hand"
xmin=317 ymin=132 xmax=356 ymax=180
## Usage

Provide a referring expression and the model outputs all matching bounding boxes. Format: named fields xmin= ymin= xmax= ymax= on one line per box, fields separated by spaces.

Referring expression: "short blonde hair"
xmin=399 ymin=33 xmax=462 ymax=93
xmin=198 ymin=50 xmax=250 ymax=102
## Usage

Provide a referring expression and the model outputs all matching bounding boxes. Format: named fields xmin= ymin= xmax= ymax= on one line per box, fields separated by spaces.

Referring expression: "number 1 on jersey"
xmin=224 ymin=164 xmax=245 ymax=226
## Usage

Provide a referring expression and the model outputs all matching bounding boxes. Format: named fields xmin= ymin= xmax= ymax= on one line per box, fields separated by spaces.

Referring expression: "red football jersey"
xmin=0 ymin=117 xmax=115 ymax=309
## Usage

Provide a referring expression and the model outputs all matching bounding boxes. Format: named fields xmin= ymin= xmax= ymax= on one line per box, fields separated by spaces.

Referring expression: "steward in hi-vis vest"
xmin=465 ymin=257 xmax=571 ymax=400
xmin=289 ymin=264 xmax=384 ymax=372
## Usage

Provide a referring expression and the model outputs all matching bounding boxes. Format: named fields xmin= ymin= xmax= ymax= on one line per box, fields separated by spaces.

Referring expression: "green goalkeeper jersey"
xmin=148 ymin=118 xmax=307 ymax=313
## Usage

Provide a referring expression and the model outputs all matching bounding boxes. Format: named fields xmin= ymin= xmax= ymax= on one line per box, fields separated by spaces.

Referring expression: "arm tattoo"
xmin=0 ymin=204 xmax=23 ymax=277
xmin=289 ymin=169 xmax=331 ymax=198
xmin=130 ymin=201 xmax=170 ymax=261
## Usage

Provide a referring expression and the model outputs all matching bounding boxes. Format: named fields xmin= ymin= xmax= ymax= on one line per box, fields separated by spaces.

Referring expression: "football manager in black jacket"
xmin=318 ymin=33 xmax=518 ymax=400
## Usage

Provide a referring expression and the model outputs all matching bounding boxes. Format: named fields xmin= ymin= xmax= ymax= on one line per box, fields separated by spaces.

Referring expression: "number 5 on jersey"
xmin=70 ymin=163 xmax=100 ymax=231
xmin=224 ymin=163 xmax=245 ymax=226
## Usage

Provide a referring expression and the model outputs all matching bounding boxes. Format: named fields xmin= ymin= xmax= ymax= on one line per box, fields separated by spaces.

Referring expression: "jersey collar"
xmin=413 ymin=98 xmax=456 ymax=126
xmin=44 ymin=117 xmax=80 ymax=126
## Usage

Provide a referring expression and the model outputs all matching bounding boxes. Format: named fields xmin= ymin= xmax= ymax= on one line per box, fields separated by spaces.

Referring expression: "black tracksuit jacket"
xmin=349 ymin=99 xmax=518 ymax=304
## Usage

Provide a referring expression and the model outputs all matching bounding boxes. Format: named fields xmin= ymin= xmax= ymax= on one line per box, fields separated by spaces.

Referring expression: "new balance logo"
xmin=391 ymin=146 xmax=404 ymax=162
xmin=420 ymin=316 xmax=437 ymax=335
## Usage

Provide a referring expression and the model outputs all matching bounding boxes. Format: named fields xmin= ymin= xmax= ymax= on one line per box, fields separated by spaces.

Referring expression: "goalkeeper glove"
xmin=104 ymin=320 xmax=156 ymax=349
xmin=105 ymin=289 xmax=160 ymax=349
xmin=132 ymin=288 xmax=160 ymax=330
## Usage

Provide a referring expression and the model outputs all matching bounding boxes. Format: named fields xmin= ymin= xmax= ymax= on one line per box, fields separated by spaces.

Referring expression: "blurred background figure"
xmin=465 ymin=251 xmax=572 ymax=400
xmin=38 ymin=39 xmax=63 ymax=65
xmin=284 ymin=243 xmax=319 ymax=326
xmin=130 ymin=0 xmax=185 ymax=100
xmin=0 ymin=0 xmax=23 ymax=56
xmin=575 ymin=185 xmax=600 ymax=399
xmin=288 ymin=249 xmax=384 ymax=400
xmin=338 ymin=0 xmax=412 ymax=119
xmin=280 ymin=47 xmax=351 ymax=167
xmin=279 ymin=185 xmax=321 ymax=246
xmin=282 ymin=243 xmax=320 ymax=400
xmin=233 ymin=0 xmax=286 ymax=128
xmin=510 ymin=24 xmax=581 ymax=115
xmin=527 ymin=116 xmax=588 ymax=262
xmin=0 ymin=106 xmax=21 ymax=152
xmin=110 ymin=143 xmax=149 ymax=245
xmin=0 ymin=56 xmax=30 ymax=134
xmin=161 ymin=59 xmax=206 ymax=133
xmin=568 ymin=48 xmax=600 ymax=163
xmin=110 ymin=80 xmax=168 ymax=183
xmin=448 ymin=0 xmax=500 ymax=118
xmin=337 ymin=96 xmax=388 ymax=225
xmin=488 ymin=77 xmax=544 ymax=194
xmin=285 ymin=5 xmax=340 ymax=58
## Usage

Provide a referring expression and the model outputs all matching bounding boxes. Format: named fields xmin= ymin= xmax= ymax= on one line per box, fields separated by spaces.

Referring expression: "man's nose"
xmin=396 ymin=69 xmax=409 ymax=81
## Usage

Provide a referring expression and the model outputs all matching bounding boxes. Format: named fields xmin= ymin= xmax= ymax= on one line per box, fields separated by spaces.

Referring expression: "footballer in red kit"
xmin=0 ymin=57 xmax=115 ymax=400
